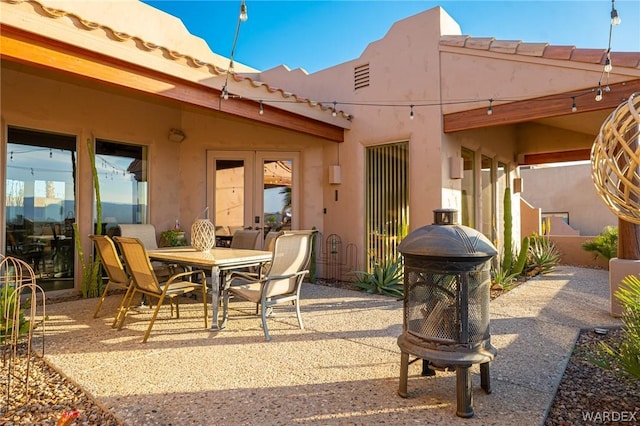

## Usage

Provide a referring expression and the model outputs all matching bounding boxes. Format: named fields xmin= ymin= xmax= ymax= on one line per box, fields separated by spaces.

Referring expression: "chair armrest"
xmin=227 ymin=270 xmax=262 ymax=282
xmin=264 ymin=269 xmax=309 ymax=282
xmin=165 ymin=269 xmax=207 ymax=286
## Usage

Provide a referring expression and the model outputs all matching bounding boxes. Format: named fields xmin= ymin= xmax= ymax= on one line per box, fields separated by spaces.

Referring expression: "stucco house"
xmin=2 ymin=0 xmax=639 ymax=294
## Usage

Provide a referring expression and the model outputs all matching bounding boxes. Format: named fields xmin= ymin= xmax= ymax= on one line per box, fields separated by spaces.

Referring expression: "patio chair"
xmin=116 ymin=223 xmax=182 ymax=280
xmin=230 ymin=229 xmax=260 ymax=250
xmin=113 ymin=236 xmax=208 ymax=343
xmin=89 ymin=235 xmax=132 ymax=326
xmin=263 ymin=230 xmax=284 ymax=252
xmin=223 ymin=230 xmax=315 ymax=341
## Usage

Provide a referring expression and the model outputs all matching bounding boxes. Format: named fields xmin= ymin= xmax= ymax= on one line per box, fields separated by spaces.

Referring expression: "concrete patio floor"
xmin=37 ymin=265 xmax=621 ymax=425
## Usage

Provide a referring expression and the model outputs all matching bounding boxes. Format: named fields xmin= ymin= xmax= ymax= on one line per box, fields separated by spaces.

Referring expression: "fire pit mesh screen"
xmin=404 ymin=264 xmax=490 ymax=344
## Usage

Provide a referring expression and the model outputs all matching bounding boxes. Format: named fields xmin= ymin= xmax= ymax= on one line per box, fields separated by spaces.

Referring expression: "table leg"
xmin=210 ymin=265 xmax=222 ymax=331
xmin=220 ymin=271 xmax=230 ymax=330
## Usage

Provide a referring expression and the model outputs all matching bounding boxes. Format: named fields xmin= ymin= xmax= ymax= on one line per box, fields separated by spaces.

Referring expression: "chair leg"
xmin=93 ymin=282 xmax=111 ymax=318
xmin=117 ymin=288 xmax=137 ymax=331
xmin=261 ymin=301 xmax=271 ymax=341
xmin=202 ymin=285 xmax=208 ymax=329
xmin=112 ymin=285 xmax=134 ymax=328
xmin=295 ymin=300 xmax=304 ymax=330
xmin=142 ymin=295 xmax=165 ymax=343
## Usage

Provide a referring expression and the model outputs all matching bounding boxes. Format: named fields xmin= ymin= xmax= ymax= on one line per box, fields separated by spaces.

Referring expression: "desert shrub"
xmin=0 ymin=284 xmax=31 ymax=344
xmin=596 ymin=274 xmax=640 ymax=380
xmin=582 ymin=226 xmax=618 ymax=262
xmin=527 ymin=233 xmax=560 ymax=275
xmin=353 ymin=255 xmax=404 ymax=298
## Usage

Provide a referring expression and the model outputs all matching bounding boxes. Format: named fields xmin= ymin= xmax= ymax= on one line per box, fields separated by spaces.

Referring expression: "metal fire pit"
xmin=397 ymin=209 xmax=497 ymax=418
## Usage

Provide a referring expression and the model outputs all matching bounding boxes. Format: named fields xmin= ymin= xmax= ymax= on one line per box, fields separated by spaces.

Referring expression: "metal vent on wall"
xmin=354 ymin=63 xmax=370 ymax=90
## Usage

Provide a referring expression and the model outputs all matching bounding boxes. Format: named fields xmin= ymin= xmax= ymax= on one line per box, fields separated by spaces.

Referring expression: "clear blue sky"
xmin=142 ymin=0 xmax=639 ymax=73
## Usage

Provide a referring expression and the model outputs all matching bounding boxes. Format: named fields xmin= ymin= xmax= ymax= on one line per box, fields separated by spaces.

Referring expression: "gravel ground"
xmin=545 ymin=328 xmax=640 ymax=426
xmin=2 ymin=328 xmax=637 ymax=425
xmin=1 ymin=281 xmax=638 ymax=425
xmin=1 ymin=345 xmax=120 ymax=425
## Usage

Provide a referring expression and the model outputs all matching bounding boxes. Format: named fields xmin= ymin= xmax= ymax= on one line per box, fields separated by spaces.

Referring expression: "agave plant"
xmin=527 ymin=233 xmax=560 ymax=275
xmin=353 ymin=255 xmax=404 ymax=298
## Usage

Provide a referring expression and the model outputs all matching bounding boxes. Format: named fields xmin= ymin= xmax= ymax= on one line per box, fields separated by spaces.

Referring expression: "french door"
xmin=206 ymin=151 xmax=298 ymax=243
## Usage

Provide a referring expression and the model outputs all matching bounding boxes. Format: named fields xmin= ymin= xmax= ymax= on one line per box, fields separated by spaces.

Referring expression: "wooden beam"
xmin=520 ymin=149 xmax=591 ymax=166
xmin=0 ymin=25 xmax=344 ymax=142
xmin=444 ymin=79 xmax=640 ymax=133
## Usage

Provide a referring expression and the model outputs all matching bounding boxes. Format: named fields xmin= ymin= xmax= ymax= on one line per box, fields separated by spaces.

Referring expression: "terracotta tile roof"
xmin=440 ymin=35 xmax=640 ymax=69
xmin=3 ymin=0 xmax=351 ymax=123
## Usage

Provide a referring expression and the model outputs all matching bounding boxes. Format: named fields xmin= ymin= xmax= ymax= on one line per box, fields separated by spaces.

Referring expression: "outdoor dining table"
xmin=147 ymin=246 xmax=272 ymax=331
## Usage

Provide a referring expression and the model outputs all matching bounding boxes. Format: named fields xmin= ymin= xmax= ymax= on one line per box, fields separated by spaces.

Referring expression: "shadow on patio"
xmin=33 ymin=265 xmax=620 ymax=425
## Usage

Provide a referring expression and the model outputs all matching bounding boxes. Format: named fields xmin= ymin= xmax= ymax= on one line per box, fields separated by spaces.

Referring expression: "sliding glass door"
xmin=5 ymin=127 xmax=76 ymax=290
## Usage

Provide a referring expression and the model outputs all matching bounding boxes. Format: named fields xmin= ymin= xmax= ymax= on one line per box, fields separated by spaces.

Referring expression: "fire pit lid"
xmin=398 ymin=209 xmax=497 ymax=259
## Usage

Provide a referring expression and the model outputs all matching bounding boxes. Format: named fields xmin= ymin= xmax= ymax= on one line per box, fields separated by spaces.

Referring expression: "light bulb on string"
xmin=611 ymin=0 xmax=621 ymax=26
xmin=604 ymin=56 xmax=612 ymax=73
xmin=239 ymin=0 xmax=248 ymax=22
xmin=259 ymin=101 xmax=264 ymax=115
xmin=487 ymin=98 xmax=493 ymax=116
xmin=332 ymin=101 xmax=337 ymax=117
xmin=571 ymin=97 xmax=577 ymax=113
xmin=409 ymin=105 xmax=414 ymax=120
xmin=595 ymin=87 xmax=603 ymax=102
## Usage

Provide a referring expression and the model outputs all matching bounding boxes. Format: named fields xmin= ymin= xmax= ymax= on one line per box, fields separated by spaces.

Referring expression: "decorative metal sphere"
xmin=591 ymin=92 xmax=640 ymax=224
xmin=191 ymin=219 xmax=216 ymax=251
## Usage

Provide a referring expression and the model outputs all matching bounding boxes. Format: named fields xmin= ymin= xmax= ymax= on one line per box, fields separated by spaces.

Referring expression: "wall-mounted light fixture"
xmin=168 ymin=128 xmax=186 ymax=143
xmin=329 ymin=165 xmax=342 ymax=185
xmin=450 ymin=156 xmax=464 ymax=179
xmin=513 ymin=177 xmax=523 ymax=193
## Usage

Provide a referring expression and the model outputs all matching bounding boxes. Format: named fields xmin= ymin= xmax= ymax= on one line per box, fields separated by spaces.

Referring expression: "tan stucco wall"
xmin=261 ymin=8 xmax=528 ymax=262
xmin=551 ymin=236 xmax=609 ymax=269
xmin=521 ymin=198 xmax=541 ymax=237
xmin=520 ymin=163 xmax=617 ymax=236
xmin=258 ymin=6 xmax=633 ymax=263
xmin=0 ymin=65 xmax=330 ymax=291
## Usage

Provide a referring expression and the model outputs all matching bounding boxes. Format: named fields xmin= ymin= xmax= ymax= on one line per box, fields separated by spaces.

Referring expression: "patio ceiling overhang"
xmin=0 ymin=25 xmax=346 ymax=143
xmin=443 ymin=79 xmax=640 ymax=165
xmin=443 ymin=79 xmax=640 ymax=133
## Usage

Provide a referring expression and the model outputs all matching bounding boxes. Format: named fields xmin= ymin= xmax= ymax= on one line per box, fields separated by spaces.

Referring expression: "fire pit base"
xmin=397 ymin=334 xmax=496 ymax=418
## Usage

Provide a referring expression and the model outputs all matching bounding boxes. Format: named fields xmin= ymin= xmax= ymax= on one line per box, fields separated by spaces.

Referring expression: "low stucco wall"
xmin=550 ymin=235 xmax=609 ymax=269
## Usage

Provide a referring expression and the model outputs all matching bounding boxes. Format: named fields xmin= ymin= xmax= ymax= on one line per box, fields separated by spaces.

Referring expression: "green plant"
xmin=0 ymin=284 xmax=31 ymax=344
xmin=491 ymin=188 xmax=529 ymax=289
xmin=73 ymin=138 xmax=102 ymax=298
xmin=353 ymin=255 xmax=404 ymax=298
xmin=526 ymin=233 xmax=560 ymax=275
xmin=160 ymin=229 xmax=187 ymax=247
xmin=502 ymin=187 xmax=513 ymax=273
xmin=595 ymin=274 xmax=640 ymax=380
xmin=582 ymin=226 xmax=618 ymax=262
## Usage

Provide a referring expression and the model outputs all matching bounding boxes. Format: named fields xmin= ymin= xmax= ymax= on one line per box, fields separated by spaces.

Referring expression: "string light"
xmin=221 ymin=1 xmax=248 ymax=101
xmin=239 ymin=0 xmax=248 ymax=22
xmin=604 ymin=54 xmax=612 ymax=73
xmin=610 ymin=0 xmax=621 ymax=26
xmin=240 ymin=0 xmax=622 ymax=120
